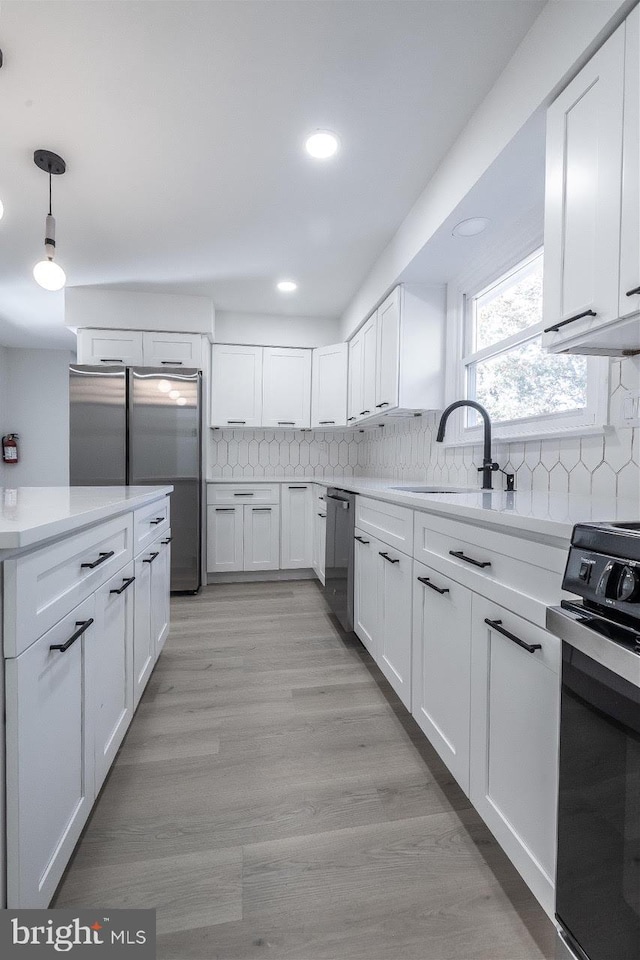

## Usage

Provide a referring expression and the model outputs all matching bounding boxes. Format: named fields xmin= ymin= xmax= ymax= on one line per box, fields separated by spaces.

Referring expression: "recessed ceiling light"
xmin=305 ymin=130 xmax=339 ymax=159
xmin=277 ymin=280 xmax=297 ymax=293
xmin=452 ymin=217 xmax=491 ymax=238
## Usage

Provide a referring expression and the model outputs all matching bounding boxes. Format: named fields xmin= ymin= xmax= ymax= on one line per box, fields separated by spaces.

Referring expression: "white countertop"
xmin=0 ymin=486 xmax=173 ymax=551
xmin=207 ymin=476 xmax=639 ymax=541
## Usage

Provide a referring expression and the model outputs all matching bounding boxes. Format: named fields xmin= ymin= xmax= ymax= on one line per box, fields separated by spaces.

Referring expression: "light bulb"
xmin=305 ymin=130 xmax=339 ymax=159
xmin=169 ymin=389 xmax=180 ymax=399
xmin=157 ymin=380 xmax=172 ymax=393
xmin=176 ymin=397 xmax=187 ymax=406
xmin=33 ymin=258 xmax=66 ymax=291
xmin=277 ymin=280 xmax=297 ymax=292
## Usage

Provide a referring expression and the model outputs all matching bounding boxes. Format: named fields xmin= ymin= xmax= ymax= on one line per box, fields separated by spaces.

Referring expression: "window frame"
xmin=444 ymin=248 xmax=610 ymax=446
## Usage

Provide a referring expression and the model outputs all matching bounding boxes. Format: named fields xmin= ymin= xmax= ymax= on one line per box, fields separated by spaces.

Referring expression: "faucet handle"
xmin=477 ymin=462 xmax=500 ymax=473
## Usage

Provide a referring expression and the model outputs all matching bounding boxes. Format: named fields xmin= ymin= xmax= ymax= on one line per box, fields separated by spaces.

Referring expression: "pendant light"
xmin=33 ymin=149 xmax=67 ymax=291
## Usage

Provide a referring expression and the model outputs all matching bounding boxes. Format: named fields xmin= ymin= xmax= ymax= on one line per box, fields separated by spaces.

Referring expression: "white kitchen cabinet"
xmin=151 ymin=533 xmax=171 ymax=656
xmin=133 ymin=552 xmax=155 ymax=707
xmin=211 ymin=344 xmax=263 ymax=427
xmin=142 ymin=332 xmax=203 ymax=368
xmin=376 ymin=543 xmax=412 ymax=709
xmin=5 ymin=597 xmax=96 ymax=907
xmin=375 ymin=288 xmax=400 ymax=412
xmin=262 ymin=347 xmax=312 ymax=428
xmin=313 ymin=506 xmax=327 ymax=585
xmin=353 ymin=529 xmax=379 ymax=659
xmin=311 ymin=342 xmax=348 ymax=428
xmin=76 ymin=329 xmax=144 ymax=366
xmin=412 ymin=561 xmax=472 ymax=792
xmin=243 ymin=504 xmax=280 ymax=571
xmin=470 ymin=596 xmax=560 ymax=917
xmin=281 ymin=483 xmax=313 ymax=568
xmin=91 ymin=564 xmax=135 ymax=790
xmin=347 ymin=329 xmax=364 ymax=425
xmin=347 ymin=316 xmax=377 ymax=425
xmin=542 ymin=15 xmax=639 ymax=355
xmin=207 ymin=505 xmax=244 ymax=573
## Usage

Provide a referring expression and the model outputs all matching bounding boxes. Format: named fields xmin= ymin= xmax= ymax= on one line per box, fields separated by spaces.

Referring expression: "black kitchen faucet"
xmin=436 ymin=400 xmax=499 ymax=490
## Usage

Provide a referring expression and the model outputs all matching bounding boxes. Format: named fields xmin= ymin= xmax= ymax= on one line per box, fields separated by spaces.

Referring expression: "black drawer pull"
xmin=110 ymin=576 xmax=136 ymax=595
xmin=417 ymin=576 xmax=449 ymax=595
xmin=252 ymin=507 xmax=272 ymax=512
xmin=355 ymin=535 xmax=369 ymax=544
xmin=227 ymin=420 xmax=246 ymax=424
xmin=449 ymin=549 xmax=491 ymax=568
xmin=318 ymin=512 xmax=327 ymax=518
xmin=50 ymin=618 xmax=94 ymax=652
xmin=143 ymin=551 xmax=160 ymax=564
xmin=347 ymin=417 xmax=356 ymax=422
xmin=319 ymin=420 xmax=335 ymax=425
xmin=626 ymin=285 xmax=640 ymax=297
xmin=543 ymin=309 xmax=596 ymax=334
xmin=160 ymin=360 xmax=183 ymax=365
xmin=215 ymin=507 xmax=235 ymax=512
xmin=99 ymin=358 xmax=123 ymax=363
xmin=161 ymin=537 xmax=172 ymax=544
xmin=288 ymin=485 xmax=308 ymax=489
xmin=278 ymin=421 xmax=295 ymax=425
xmin=81 ymin=550 xmax=115 ymax=570
xmin=375 ymin=402 xmax=390 ymax=408
xmin=379 ymin=551 xmax=399 ymax=564
xmin=359 ymin=410 xmax=371 ymax=416
xmin=234 ymin=492 xmax=254 ymax=497
xmin=149 ymin=516 xmax=164 ymax=525
xmin=484 ymin=618 xmax=542 ymax=654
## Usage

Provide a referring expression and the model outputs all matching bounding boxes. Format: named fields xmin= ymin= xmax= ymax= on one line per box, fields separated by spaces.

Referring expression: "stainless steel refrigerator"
xmin=69 ymin=365 xmax=202 ymax=593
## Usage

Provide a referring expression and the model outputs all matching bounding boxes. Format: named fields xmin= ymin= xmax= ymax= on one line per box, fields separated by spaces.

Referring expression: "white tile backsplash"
xmin=208 ymin=429 xmax=367 ymax=478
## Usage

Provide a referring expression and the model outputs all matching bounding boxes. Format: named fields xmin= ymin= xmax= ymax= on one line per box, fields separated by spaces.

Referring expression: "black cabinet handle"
xmin=278 ymin=421 xmax=295 ymax=425
xmin=99 ymin=358 xmax=123 ymax=363
xmin=484 ymin=618 xmax=542 ymax=654
xmin=449 ymin=549 xmax=491 ymax=568
xmin=379 ymin=551 xmax=399 ymax=564
xmin=143 ymin=551 xmax=160 ymax=564
xmin=375 ymin=402 xmax=390 ymax=408
xmin=359 ymin=410 xmax=371 ymax=416
xmin=234 ymin=492 xmax=254 ymax=496
xmin=252 ymin=507 xmax=272 ymax=512
xmin=81 ymin=550 xmax=114 ymax=570
xmin=227 ymin=420 xmax=246 ymax=425
xmin=417 ymin=576 xmax=449 ymax=595
xmin=543 ymin=309 xmax=596 ymax=334
xmin=50 ymin=618 xmax=94 ymax=652
xmin=626 ymin=285 xmax=640 ymax=297
xmin=318 ymin=512 xmax=327 ymax=518
xmin=110 ymin=576 xmax=136 ymax=595
xmin=355 ymin=535 xmax=370 ymax=544
xmin=161 ymin=537 xmax=172 ymax=544
xmin=215 ymin=507 xmax=235 ymax=512
xmin=160 ymin=360 xmax=183 ymax=365
xmin=288 ymin=485 xmax=308 ymax=489
xmin=347 ymin=417 xmax=356 ymax=422
xmin=319 ymin=421 xmax=335 ymax=425
xmin=149 ymin=516 xmax=164 ymax=525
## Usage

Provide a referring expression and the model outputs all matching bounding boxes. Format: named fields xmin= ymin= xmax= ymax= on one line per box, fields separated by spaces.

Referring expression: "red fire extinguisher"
xmin=2 ymin=434 xmax=19 ymax=464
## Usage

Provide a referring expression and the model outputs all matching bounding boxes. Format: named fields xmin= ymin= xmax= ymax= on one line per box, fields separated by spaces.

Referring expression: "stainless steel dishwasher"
xmin=324 ymin=488 xmax=355 ymax=631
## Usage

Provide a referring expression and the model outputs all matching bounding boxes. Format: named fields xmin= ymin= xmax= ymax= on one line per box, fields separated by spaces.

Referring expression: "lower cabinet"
xmin=412 ymin=561 xmax=472 ymax=793
xmin=244 ymin=505 xmax=280 ymax=571
xmin=207 ymin=503 xmax=279 ymax=572
xmin=353 ymin=530 xmax=379 ymax=658
xmin=133 ymin=531 xmax=171 ymax=706
xmin=313 ymin=507 xmax=327 ymax=584
xmin=469 ymin=596 xmax=560 ymax=916
xmin=5 ymin=597 xmax=96 ymax=907
xmin=152 ymin=533 xmax=171 ymax=656
xmin=280 ymin=484 xmax=313 ymax=568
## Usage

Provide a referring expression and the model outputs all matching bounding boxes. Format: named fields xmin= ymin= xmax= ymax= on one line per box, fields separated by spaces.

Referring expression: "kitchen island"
xmin=0 ymin=485 xmax=172 ymax=908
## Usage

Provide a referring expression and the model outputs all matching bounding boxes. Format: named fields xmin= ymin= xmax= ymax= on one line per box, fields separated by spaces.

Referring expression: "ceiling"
xmin=0 ymin=0 xmax=546 ymax=348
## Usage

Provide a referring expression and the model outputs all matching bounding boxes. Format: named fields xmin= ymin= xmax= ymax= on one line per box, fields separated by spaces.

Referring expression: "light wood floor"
xmin=54 ymin=581 xmax=555 ymax=960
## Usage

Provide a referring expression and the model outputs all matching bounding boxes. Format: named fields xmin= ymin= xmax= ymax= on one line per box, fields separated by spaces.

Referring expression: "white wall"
xmin=0 ymin=348 xmax=73 ymax=486
xmin=340 ymin=0 xmax=634 ymax=338
xmin=65 ymin=288 xmax=215 ymax=338
xmin=214 ymin=311 xmax=340 ymax=348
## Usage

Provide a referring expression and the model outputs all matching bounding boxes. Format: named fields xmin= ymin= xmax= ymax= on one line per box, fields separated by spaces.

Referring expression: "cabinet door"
xmin=207 ymin=505 xmax=243 ymax=573
xmin=91 ymin=564 xmax=134 ymax=791
xmin=377 ymin=545 xmax=412 ymax=709
xmin=316 ymin=511 xmax=326 ymax=585
xmin=361 ymin=315 xmax=377 ymax=420
xmin=262 ymin=348 xmax=312 ymax=428
xmin=151 ymin=533 xmax=171 ymax=656
xmin=620 ymin=6 xmax=640 ymax=319
xmin=133 ymin=553 xmax=154 ymax=706
xmin=542 ymin=23 xmax=625 ymax=348
xmin=76 ymin=329 xmax=144 ymax=366
xmin=375 ymin=289 xmax=400 ymax=411
xmin=312 ymin=342 xmax=348 ymax=428
xmin=142 ymin=332 xmax=203 ymax=369
xmin=211 ymin=344 xmax=263 ymax=427
xmin=281 ymin=484 xmax=313 ymax=568
xmin=412 ymin=561 xmax=472 ymax=792
xmin=347 ymin=332 xmax=364 ymax=426
xmin=243 ymin=504 xmax=280 ymax=571
xmin=5 ymin=597 xmax=96 ymax=907
xmin=354 ymin=530 xmax=379 ymax=659
xmin=470 ymin=597 xmax=560 ymax=916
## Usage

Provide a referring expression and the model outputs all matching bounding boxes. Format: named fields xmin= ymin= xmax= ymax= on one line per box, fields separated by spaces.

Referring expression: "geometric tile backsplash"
xmin=208 ymin=356 xmax=639 ymax=502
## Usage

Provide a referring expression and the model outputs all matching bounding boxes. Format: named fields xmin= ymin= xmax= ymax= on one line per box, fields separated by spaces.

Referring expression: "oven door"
xmin=556 ymin=641 xmax=640 ymax=960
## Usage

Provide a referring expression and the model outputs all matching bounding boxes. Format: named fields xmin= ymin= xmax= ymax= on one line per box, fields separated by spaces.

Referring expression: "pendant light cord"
xmin=48 ymin=167 xmax=52 ymax=216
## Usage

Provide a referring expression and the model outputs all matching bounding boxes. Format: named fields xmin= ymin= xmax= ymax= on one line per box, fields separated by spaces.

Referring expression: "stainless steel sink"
xmin=391 ymin=485 xmax=477 ymax=494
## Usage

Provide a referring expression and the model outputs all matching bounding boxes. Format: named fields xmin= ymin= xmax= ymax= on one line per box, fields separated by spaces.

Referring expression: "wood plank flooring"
xmin=53 ymin=581 xmax=555 ymax=960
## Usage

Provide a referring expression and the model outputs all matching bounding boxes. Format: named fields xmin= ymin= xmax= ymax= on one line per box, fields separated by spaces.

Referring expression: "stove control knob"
xmin=617 ymin=565 xmax=640 ymax=602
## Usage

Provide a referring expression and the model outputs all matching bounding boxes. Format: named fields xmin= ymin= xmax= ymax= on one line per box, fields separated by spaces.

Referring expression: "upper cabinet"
xmin=77 ymin=329 xmax=204 ymax=368
xmin=211 ymin=344 xmax=263 ymax=428
xmin=262 ymin=347 xmax=311 ymax=429
xmin=311 ymin=342 xmax=348 ymax=428
xmin=347 ymin=285 xmax=444 ymax=424
xmin=542 ymin=9 xmax=639 ymax=356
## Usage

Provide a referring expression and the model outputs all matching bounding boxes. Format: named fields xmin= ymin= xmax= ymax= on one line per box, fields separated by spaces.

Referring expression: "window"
xmin=447 ymin=247 xmax=608 ymax=442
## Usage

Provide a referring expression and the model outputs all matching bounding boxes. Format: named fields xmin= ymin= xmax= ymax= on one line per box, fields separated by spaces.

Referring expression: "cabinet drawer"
xmin=355 ymin=496 xmax=413 ymax=554
xmin=142 ymin=332 xmax=202 ymax=368
xmin=133 ymin=496 xmax=170 ymax=555
xmin=207 ymin=483 xmax=280 ymax=505
xmin=313 ymin=484 xmax=327 ymax=509
xmin=413 ymin=511 xmax=566 ymax=605
xmin=4 ymin=514 xmax=134 ymax=658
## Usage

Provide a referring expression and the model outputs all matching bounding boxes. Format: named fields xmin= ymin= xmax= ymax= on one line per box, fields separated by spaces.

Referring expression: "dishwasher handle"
xmin=326 ymin=494 xmax=350 ymax=509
